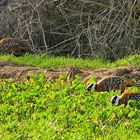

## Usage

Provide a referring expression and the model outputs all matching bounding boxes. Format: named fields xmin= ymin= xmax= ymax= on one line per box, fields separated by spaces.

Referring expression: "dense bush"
xmin=0 ymin=74 xmax=140 ymax=139
xmin=0 ymin=0 xmax=140 ymax=60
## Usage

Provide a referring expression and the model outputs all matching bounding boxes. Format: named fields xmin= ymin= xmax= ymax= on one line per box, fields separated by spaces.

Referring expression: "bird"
xmin=0 ymin=37 xmax=31 ymax=56
xmin=87 ymin=76 xmax=137 ymax=94
xmin=110 ymin=92 xmax=140 ymax=106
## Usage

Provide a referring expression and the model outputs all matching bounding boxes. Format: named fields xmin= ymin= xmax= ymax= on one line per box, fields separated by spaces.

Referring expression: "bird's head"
xmin=110 ymin=95 xmax=120 ymax=105
xmin=87 ymin=84 xmax=97 ymax=91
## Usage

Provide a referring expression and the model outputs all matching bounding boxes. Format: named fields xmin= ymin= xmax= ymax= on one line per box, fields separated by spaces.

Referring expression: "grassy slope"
xmin=0 ymin=54 xmax=140 ymax=68
xmin=0 ymin=75 xmax=140 ymax=140
xmin=0 ymin=54 xmax=140 ymax=139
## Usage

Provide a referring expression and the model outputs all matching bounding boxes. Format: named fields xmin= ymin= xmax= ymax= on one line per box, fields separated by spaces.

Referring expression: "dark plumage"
xmin=87 ymin=76 xmax=137 ymax=94
xmin=111 ymin=92 xmax=140 ymax=106
xmin=0 ymin=38 xmax=31 ymax=56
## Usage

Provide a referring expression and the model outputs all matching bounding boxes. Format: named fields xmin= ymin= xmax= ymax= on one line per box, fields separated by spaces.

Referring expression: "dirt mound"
xmin=0 ymin=61 xmax=26 ymax=67
xmin=0 ymin=61 xmax=140 ymax=83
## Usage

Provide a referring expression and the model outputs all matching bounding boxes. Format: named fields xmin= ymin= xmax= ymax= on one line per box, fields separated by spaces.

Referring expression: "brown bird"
xmin=87 ymin=76 xmax=137 ymax=94
xmin=0 ymin=37 xmax=31 ymax=56
xmin=110 ymin=92 xmax=140 ymax=106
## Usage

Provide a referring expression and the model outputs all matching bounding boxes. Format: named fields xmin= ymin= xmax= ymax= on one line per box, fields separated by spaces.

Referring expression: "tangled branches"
xmin=0 ymin=0 xmax=140 ymax=60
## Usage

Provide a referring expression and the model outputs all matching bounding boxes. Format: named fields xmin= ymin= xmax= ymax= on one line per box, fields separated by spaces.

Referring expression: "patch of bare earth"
xmin=0 ymin=61 xmax=140 ymax=82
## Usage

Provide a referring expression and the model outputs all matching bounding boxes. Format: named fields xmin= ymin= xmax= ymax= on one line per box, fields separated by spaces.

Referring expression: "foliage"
xmin=0 ymin=74 xmax=140 ymax=139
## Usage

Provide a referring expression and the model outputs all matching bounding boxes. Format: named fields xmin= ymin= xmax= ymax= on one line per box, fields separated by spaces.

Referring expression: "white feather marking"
xmin=115 ymin=96 xmax=120 ymax=105
xmin=91 ymin=84 xmax=96 ymax=91
xmin=110 ymin=96 xmax=115 ymax=103
xmin=110 ymin=96 xmax=120 ymax=105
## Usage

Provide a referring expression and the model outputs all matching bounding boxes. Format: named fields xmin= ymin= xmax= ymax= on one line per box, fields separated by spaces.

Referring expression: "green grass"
xmin=0 ymin=74 xmax=140 ymax=139
xmin=0 ymin=54 xmax=140 ymax=68
xmin=0 ymin=54 xmax=140 ymax=139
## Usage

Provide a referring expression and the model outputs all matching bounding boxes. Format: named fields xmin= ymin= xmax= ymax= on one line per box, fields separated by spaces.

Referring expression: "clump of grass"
xmin=111 ymin=55 xmax=140 ymax=67
xmin=0 ymin=54 xmax=140 ymax=69
xmin=0 ymin=54 xmax=108 ymax=68
xmin=0 ymin=74 xmax=140 ymax=139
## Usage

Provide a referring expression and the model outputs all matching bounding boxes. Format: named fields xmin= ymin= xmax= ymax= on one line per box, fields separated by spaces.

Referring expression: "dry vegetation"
xmin=0 ymin=61 xmax=140 ymax=84
xmin=0 ymin=0 xmax=140 ymax=60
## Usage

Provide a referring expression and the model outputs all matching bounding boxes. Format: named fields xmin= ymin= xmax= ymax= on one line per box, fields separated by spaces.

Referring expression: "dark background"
xmin=0 ymin=0 xmax=140 ymax=60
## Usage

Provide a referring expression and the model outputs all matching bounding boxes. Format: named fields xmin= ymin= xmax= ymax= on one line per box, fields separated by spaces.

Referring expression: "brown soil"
xmin=0 ymin=61 xmax=140 ymax=83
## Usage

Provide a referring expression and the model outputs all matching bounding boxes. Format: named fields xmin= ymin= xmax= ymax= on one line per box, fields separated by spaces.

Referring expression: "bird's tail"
xmin=125 ymin=79 xmax=138 ymax=87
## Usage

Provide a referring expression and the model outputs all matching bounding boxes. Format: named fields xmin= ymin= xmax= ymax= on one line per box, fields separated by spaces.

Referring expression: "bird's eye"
xmin=113 ymin=99 xmax=115 ymax=103
xmin=112 ymin=98 xmax=117 ymax=103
